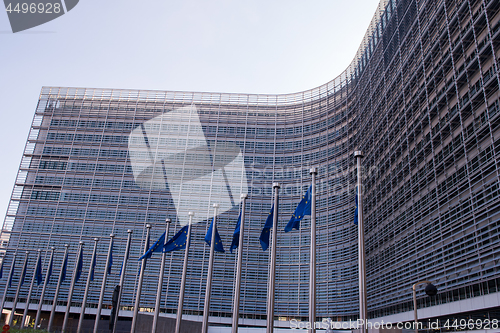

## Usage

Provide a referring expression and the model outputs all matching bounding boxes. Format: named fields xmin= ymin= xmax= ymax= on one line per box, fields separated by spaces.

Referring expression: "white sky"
xmin=0 ymin=0 xmax=380 ymax=224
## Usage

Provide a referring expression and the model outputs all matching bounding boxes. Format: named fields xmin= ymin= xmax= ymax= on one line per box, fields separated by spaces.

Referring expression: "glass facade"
xmin=1 ymin=0 xmax=500 ymax=324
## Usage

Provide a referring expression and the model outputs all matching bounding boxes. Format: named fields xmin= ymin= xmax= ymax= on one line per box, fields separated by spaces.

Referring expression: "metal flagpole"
xmin=94 ymin=234 xmax=115 ymax=333
xmin=93 ymin=234 xmax=114 ymax=333
xmin=0 ymin=251 xmax=17 ymax=324
xmin=231 ymin=194 xmax=247 ymax=333
xmin=152 ymin=219 xmax=171 ymax=333
xmin=21 ymin=249 xmax=41 ymax=328
xmin=309 ymin=168 xmax=318 ymax=333
xmin=35 ymin=247 xmax=54 ymax=329
xmin=355 ymin=151 xmax=367 ymax=333
xmin=201 ymin=203 xmax=219 ymax=333
xmin=131 ymin=224 xmax=151 ymax=333
xmin=174 ymin=212 xmax=194 ymax=333
xmin=112 ymin=230 xmax=133 ymax=333
xmin=48 ymin=244 xmax=69 ymax=332
xmin=9 ymin=251 xmax=29 ymax=327
xmin=77 ymin=238 xmax=98 ymax=333
xmin=62 ymin=241 xmax=84 ymax=333
xmin=266 ymin=183 xmax=280 ymax=333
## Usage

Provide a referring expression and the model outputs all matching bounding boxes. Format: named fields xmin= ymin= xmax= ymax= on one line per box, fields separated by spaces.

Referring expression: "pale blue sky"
xmin=0 ymin=0 xmax=379 ymax=223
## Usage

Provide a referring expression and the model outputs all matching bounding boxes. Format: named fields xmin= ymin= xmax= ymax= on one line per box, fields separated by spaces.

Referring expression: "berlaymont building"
xmin=1 ymin=0 xmax=500 ymax=330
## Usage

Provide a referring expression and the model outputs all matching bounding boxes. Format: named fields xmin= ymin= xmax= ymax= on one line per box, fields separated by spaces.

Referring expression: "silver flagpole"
xmin=231 ymin=193 xmax=247 ymax=333
xmin=21 ymin=249 xmax=41 ymax=328
xmin=62 ymin=241 xmax=84 ymax=333
xmin=131 ymin=224 xmax=151 ymax=333
xmin=93 ymin=234 xmax=114 ymax=333
xmin=35 ymin=247 xmax=54 ymax=329
xmin=201 ymin=203 xmax=219 ymax=333
xmin=77 ymin=238 xmax=98 ymax=333
xmin=152 ymin=219 xmax=171 ymax=333
xmin=266 ymin=183 xmax=280 ymax=333
xmin=0 ymin=251 xmax=17 ymax=324
xmin=355 ymin=151 xmax=367 ymax=333
xmin=174 ymin=212 xmax=194 ymax=333
xmin=309 ymin=168 xmax=317 ymax=333
xmin=48 ymin=244 xmax=69 ymax=332
xmin=112 ymin=229 xmax=133 ymax=333
xmin=9 ymin=251 xmax=29 ymax=327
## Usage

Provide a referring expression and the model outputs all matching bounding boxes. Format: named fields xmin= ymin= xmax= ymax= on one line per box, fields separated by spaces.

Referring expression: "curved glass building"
xmin=1 ymin=0 xmax=500 ymax=328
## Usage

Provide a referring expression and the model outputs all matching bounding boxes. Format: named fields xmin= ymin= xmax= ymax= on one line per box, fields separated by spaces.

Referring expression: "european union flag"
xmin=165 ymin=225 xmax=189 ymax=252
xmin=230 ymin=212 xmax=242 ymax=254
xmin=36 ymin=255 xmax=43 ymax=285
xmin=9 ymin=259 xmax=15 ymax=287
xmin=354 ymin=187 xmax=358 ymax=225
xmin=90 ymin=251 xmax=97 ymax=282
xmin=21 ymin=257 xmax=28 ymax=285
xmin=61 ymin=251 xmax=69 ymax=282
xmin=284 ymin=185 xmax=312 ymax=232
xmin=138 ymin=232 xmax=150 ymax=276
xmin=139 ymin=232 xmax=166 ymax=260
xmin=75 ymin=249 xmax=83 ymax=283
xmin=205 ymin=218 xmax=225 ymax=253
xmin=107 ymin=239 xmax=113 ymax=275
xmin=259 ymin=205 xmax=274 ymax=251
xmin=46 ymin=254 xmax=53 ymax=284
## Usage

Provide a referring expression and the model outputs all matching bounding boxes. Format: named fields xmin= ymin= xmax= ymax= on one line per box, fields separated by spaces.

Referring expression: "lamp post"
xmin=412 ymin=281 xmax=437 ymax=333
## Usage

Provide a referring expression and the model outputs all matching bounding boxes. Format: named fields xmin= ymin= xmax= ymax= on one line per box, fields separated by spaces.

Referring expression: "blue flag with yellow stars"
xmin=259 ymin=204 xmax=274 ymax=251
xmin=36 ymin=255 xmax=43 ymax=285
xmin=90 ymin=250 xmax=97 ymax=281
xmin=284 ymin=185 xmax=312 ymax=232
xmin=107 ymin=238 xmax=113 ymax=275
xmin=139 ymin=232 xmax=166 ymax=260
xmin=230 ymin=211 xmax=242 ymax=254
xmin=205 ymin=218 xmax=225 ymax=253
xmin=354 ymin=187 xmax=358 ymax=225
xmin=9 ymin=258 xmax=15 ymax=287
xmin=164 ymin=225 xmax=189 ymax=252
xmin=46 ymin=253 xmax=53 ymax=284
xmin=21 ymin=256 xmax=28 ymax=285
xmin=61 ymin=251 xmax=68 ymax=282
xmin=75 ymin=248 xmax=83 ymax=283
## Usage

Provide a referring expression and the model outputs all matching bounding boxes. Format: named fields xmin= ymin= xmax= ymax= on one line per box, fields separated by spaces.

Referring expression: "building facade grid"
xmin=0 ymin=0 xmax=499 ymax=325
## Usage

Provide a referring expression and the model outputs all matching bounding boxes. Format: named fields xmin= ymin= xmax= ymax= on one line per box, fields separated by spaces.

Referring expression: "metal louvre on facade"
xmin=1 ymin=0 xmax=500 ymax=322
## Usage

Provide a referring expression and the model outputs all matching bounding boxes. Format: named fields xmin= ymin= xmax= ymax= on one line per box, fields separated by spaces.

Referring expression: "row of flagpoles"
xmin=0 ymin=156 xmax=367 ymax=333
